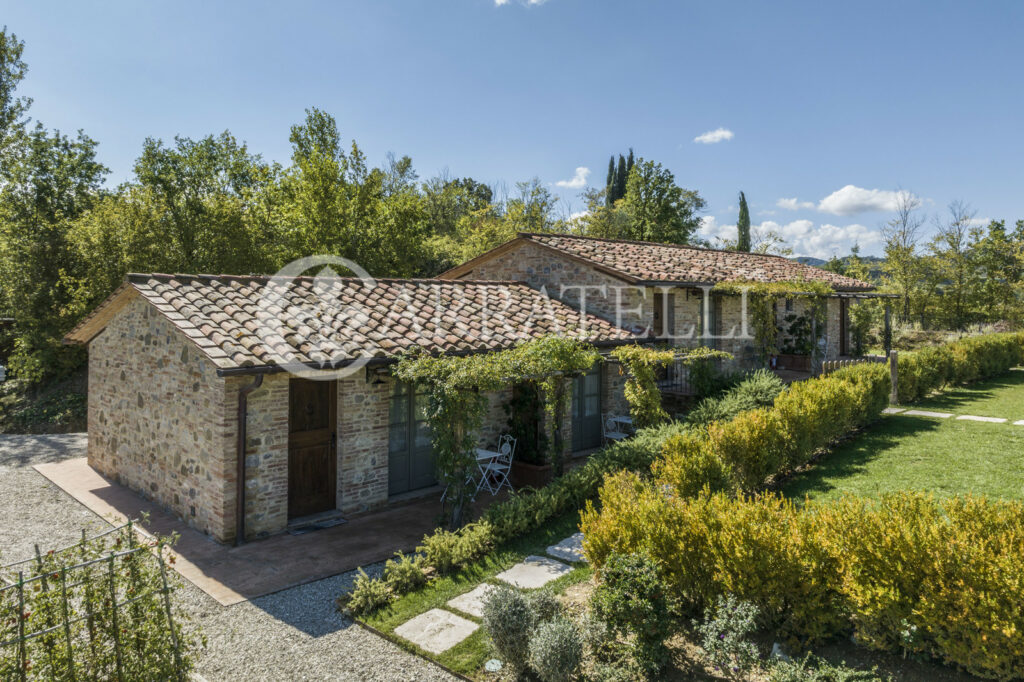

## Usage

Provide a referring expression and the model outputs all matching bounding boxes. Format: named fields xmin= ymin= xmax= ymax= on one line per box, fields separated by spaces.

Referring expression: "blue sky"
xmin=4 ymin=0 xmax=1023 ymax=258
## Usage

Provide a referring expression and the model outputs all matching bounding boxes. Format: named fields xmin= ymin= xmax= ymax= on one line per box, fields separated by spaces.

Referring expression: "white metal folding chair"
xmin=602 ymin=414 xmax=629 ymax=443
xmin=480 ymin=434 xmax=516 ymax=495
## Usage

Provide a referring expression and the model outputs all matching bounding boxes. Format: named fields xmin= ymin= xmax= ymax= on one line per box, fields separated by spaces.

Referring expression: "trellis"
xmin=0 ymin=521 xmax=196 ymax=681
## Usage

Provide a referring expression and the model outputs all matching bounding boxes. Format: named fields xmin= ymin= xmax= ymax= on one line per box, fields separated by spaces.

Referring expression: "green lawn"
xmin=783 ymin=370 xmax=1024 ymax=502
xmin=362 ymin=510 xmax=591 ymax=678
xmin=911 ymin=368 xmax=1024 ymax=419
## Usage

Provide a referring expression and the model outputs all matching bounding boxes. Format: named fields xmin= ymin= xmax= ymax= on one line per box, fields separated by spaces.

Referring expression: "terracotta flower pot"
xmin=510 ymin=460 xmax=553 ymax=489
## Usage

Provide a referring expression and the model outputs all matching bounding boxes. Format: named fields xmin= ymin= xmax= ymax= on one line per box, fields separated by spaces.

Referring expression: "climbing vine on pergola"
xmin=611 ymin=344 xmax=732 ymax=427
xmin=713 ymin=279 xmax=833 ymax=363
xmin=392 ymin=336 xmax=601 ymax=529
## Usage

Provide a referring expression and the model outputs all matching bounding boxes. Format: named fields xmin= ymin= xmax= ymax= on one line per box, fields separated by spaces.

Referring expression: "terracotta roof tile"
xmin=85 ymin=273 xmax=635 ymax=371
xmin=518 ymin=233 xmax=873 ymax=291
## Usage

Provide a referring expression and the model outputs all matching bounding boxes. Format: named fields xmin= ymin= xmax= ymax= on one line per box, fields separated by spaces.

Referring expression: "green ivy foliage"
xmin=393 ymin=336 xmax=600 ymax=528
xmin=611 ymin=345 xmax=731 ymax=428
xmin=713 ymin=280 xmax=833 ymax=362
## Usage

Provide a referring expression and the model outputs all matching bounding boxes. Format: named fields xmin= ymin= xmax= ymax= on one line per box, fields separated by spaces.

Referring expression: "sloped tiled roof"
xmin=443 ymin=233 xmax=874 ymax=291
xmin=65 ymin=273 xmax=637 ymax=373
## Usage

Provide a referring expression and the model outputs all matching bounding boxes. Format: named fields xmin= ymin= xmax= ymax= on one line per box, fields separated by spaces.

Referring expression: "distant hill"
xmin=792 ymin=255 xmax=886 ymax=282
xmin=794 ymin=256 xmax=827 ymax=267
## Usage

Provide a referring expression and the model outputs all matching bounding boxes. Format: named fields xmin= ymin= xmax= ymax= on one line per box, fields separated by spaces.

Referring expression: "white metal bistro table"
xmin=609 ymin=415 xmax=633 ymax=428
xmin=473 ymin=448 xmax=501 ymax=497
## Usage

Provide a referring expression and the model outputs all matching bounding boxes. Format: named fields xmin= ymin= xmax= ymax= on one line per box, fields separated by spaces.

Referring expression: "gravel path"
xmin=0 ymin=433 xmax=455 ymax=681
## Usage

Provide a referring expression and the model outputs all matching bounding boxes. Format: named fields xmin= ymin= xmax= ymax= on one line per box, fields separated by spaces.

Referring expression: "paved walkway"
xmin=34 ymin=456 xmax=465 ymax=605
xmin=885 ymin=407 xmax=1022 ymax=425
xmin=391 ymin=532 xmax=587 ymax=655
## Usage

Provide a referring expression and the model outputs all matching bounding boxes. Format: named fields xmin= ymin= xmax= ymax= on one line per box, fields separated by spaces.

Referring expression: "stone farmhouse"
xmin=65 ymin=233 xmax=877 ymax=545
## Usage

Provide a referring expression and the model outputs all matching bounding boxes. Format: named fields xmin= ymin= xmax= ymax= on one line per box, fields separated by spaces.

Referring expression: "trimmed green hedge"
xmin=896 ymin=331 xmax=1024 ymax=403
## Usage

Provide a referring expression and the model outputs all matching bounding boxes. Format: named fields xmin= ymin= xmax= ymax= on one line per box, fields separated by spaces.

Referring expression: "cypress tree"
xmin=626 ymin=148 xmax=634 ymax=175
xmin=614 ymin=154 xmax=627 ymax=203
xmin=605 ymin=156 xmax=615 ymax=206
xmin=737 ymin=191 xmax=751 ymax=252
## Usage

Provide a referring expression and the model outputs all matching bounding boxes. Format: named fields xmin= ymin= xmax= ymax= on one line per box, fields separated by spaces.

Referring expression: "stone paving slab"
xmin=902 ymin=410 xmax=954 ymax=418
xmin=446 ymin=583 xmax=495 ymax=619
xmin=881 ymin=407 xmax=906 ymax=414
xmin=956 ymin=415 xmax=1008 ymax=423
xmin=1014 ymin=420 xmax=1024 ymax=426
xmin=546 ymin=532 xmax=586 ymax=564
xmin=496 ymin=555 xmax=572 ymax=589
xmin=394 ymin=609 xmax=479 ymax=654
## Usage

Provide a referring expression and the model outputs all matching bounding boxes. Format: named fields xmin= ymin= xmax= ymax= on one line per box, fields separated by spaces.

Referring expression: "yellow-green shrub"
xmin=706 ymin=408 xmax=788 ymax=491
xmin=653 ymin=431 xmax=730 ymax=497
xmin=582 ymin=483 xmax=1024 ymax=680
xmin=581 ymin=475 xmax=846 ymax=643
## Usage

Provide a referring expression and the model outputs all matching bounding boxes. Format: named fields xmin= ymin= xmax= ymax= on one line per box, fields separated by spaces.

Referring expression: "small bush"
xmin=528 ymin=617 xmax=584 ymax=682
xmin=528 ymin=588 xmax=564 ymax=624
xmin=654 ymin=430 xmax=731 ymax=497
xmin=416 ymin=522 xmax=493 ymax=575
xmin=686 ymin=368 xmax=785 ymax=428
xmin=382 ymin=552 xmax=426 ymax=593
xmin=482 ymin=585 xmax=534 ymax=672
xmin=768 ymin=654 xmax=888 ymax=682
xmin=695 ymin=595 xmax=761 ymax=681
xmin=591 ymin=552 xmax=674 ymax=673
xmin=343 ymin=568 xmax=392 ymax=617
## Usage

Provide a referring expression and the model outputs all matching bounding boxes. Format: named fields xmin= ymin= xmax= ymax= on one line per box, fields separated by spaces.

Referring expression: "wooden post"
xmin=883 ymin=303 xmax=893 ymax=355
xmin=889 ymin=350 xmax=899 ymax=405
xmin=17 ymin=571 xmax=26 ymax=682
xmin=107 ymin=554 xmax=124 ymax=681
xmin=60 ymin=568 xmax=77 ymax=682
xmin=156 ymin=544 xmax=185 ymax=680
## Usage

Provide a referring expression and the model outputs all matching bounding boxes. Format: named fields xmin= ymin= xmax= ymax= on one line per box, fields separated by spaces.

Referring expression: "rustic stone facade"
xmin=337 ymin=369 xmax=391 ymax=515
xmin=231 ymin=373 xmax=288 ymax=540
xmin=88 ymin=297 xmax=234 ymax=542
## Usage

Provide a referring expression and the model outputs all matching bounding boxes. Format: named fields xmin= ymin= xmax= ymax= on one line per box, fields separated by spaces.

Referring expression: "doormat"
xmin=287 ymin=517 xmax=348 ymax=535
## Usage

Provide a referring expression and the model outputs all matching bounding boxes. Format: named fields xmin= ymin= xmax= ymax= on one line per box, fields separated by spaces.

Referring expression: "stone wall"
xmin=228 ymin=373 xmax=289 ymax=540
xmin=88 ymin=296 xmax=234 ymax=542
xmin=337 ymin=369 xmax=391 ymax=515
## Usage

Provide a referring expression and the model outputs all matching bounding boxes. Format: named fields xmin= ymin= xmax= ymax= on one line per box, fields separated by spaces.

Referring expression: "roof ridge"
xmin=126 ymin=273 xmax=532 ymax=286
xmin=517 ymin=231 xmax=795 ymax=261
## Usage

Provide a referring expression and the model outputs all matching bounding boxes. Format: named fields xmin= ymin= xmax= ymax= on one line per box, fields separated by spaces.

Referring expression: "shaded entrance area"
xmin=34 ymin=457 xmax=482 ymax=606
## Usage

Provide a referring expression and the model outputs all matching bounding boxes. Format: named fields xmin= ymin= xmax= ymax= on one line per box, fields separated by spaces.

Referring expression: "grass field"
xmin=783 ymin=369 xmax=1024 ymax=502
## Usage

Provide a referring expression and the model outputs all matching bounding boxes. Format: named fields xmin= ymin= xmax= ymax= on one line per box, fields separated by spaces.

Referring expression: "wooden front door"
xmin=288 ymin=378 xmax=337 ymax=519
xmin=388 ymin=382 xmax=437 ymax=496
xmin=571 ymin=365 xmax=602 ymax=452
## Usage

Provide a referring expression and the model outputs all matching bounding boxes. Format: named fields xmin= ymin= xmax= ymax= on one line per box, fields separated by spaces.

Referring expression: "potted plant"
xmin=503 ymin=383 xmax=553 ymax=488
xmin=777 ymin=311 xmax=820 ymax=371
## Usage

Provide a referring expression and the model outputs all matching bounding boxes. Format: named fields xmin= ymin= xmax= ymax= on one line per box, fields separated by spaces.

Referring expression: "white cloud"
xmin=555 ymin=166 xmax=590 ymax=189
xmin=698 ymin=216 xmax=883 ymax=260
xmin=568 ymin=210 xmax=589 ymax=222
xmin=694 ymin=127 xmax=734 ymax=144
xmin=817 ymin=185 xmax=916 ymax=216
xmin=495 ymin=0 xmax=547 ymax=5
xmin=777 ymin=197 xmax=815 ymax=211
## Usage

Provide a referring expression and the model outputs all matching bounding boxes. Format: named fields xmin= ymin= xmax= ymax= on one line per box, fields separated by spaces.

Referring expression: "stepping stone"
xmin=902 ymin=410 xmax=954 ymax=418
xmin=956 ymin=415 xmax=1008 ymax=423
xmin=882 ymin=407 xmax=906 ymax=414
xmin=394 ymin=608 xmax=479 ymax=654
xmin=546 ymin=532 xmax=587 ymax=563
xmin=446 ymin=583 xmax=495 ymax=618
xmin=1014 ymin=420 xmax=1024 ymax=426
xmin=496 ymin=555 xmax=572 ymax=589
